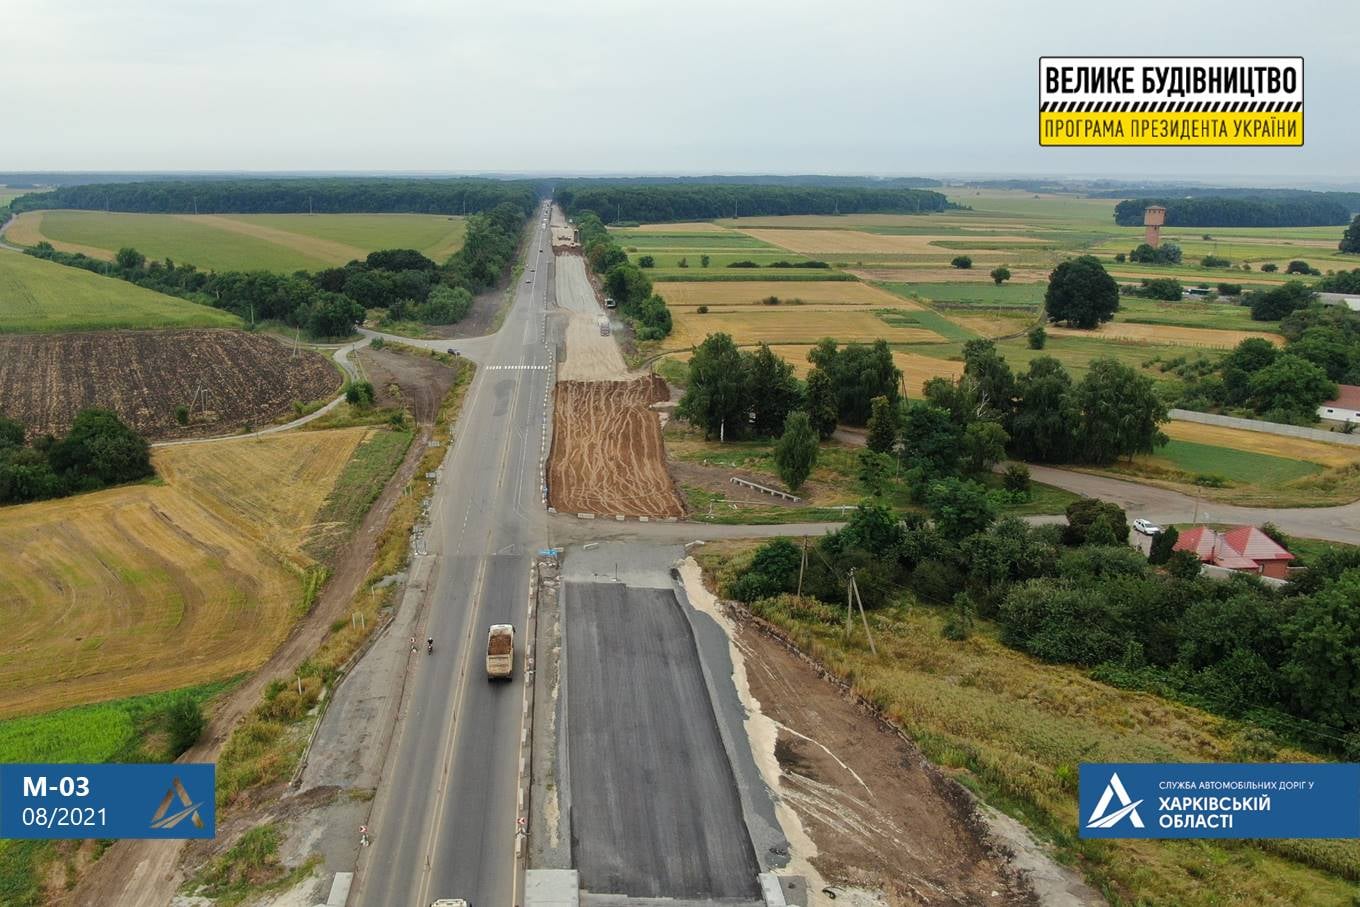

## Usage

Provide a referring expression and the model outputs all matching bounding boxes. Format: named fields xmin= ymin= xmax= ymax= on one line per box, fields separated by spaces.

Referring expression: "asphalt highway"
xmin=354 ymin=203 xmax=555 ymax=907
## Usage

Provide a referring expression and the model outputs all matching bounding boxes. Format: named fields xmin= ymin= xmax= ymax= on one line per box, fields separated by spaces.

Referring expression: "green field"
xmin=878 ymin=281 xmax=1047 ymax=309
xmin=1153 ymin=439 xmax=1322 ymax=484
xmin=1116 ymin=297 xmax=1263 ymax=331
xmin=0 ymin=250 xmax=242 ymax=332
xmin=0 ymin=680 xmax=234 ymax=903
xmin=16 ymin=211 xmax=467 ymax=273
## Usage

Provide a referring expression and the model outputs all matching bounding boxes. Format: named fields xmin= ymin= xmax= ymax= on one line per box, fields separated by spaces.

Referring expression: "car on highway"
xmin=431 ymin=900 xmax=469 ymax=907
xmin=1133 ymin=518 xmax=1163 ymax=536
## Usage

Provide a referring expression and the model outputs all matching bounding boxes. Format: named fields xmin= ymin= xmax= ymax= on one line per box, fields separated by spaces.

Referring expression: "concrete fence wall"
xmin=1170 ymin=409 xmax=1360 ymax=447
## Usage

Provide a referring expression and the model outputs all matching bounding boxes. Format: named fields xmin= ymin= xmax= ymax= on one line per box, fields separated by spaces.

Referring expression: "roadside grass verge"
xmin=182 ymin=824 xmax=320 ymax=907
xmin=304 ymin=428 xmax=413 ymax=562
xmin=213 ymin=360 xmax=474 ymax=810
xmin=695 ymin=542 xmax=1360 ymax=906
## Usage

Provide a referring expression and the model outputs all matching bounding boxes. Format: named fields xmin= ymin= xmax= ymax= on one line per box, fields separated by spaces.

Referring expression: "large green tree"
xmin=807 ymin=339 xmax=901 ymax=425
xmin=746 ymin=344 xmax=802 ymax=438
xmin=1248 ymin=281 xmax=1316 ymax=321
xmin=1248 ymin=354 xmax=1337 ymax=422
xmin=1009 ymin=356 xmax=1078 ymax=462
xmin=1341 ymin=214 xmax=1360 ymax=254
xmin=1044 ymin=255 xmax=1120 ymax=329
xmin=773 ymin=411 xmax=819 ymax=492
xmin=804 ymin=368 xmax=839 ymax=439
xmin=1074 ymin=358 xmax=1168 ymax=464
xmin=925 ymin=477 xmax=997 ymax=538
xmin=678 ymin=333 xmax=749 ymax=440
xmin=865 ymin=395 xmax=899 ymax=453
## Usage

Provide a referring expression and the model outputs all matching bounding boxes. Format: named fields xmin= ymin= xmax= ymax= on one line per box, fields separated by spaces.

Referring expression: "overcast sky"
xmin=4 ymin=0 xmax=1354 ymax=183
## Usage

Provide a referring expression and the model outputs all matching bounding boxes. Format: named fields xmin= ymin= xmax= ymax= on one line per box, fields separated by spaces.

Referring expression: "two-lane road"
xmin=354 ymin=204 xmax=555 ymax=907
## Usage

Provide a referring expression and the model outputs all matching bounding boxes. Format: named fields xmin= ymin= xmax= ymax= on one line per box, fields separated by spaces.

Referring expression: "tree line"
xmin=0 ymin=410 xmax=153 ymax=505
xmin=678 ymin=333 xmax=1169 ymax=478
xmin=25 ymin=202 xmax=528 ymax=338
xmin=728 ymin=502 xmax=1360 ymax=753
xmin=1113 ymin=196 xmax=1352 ymax=228
xmin=11 ymin=178 xmax=539 ymax=216
xmin=574 ymin=211 xmax=673 ymax=340
xmin=552 ymin=175 xmax=941 ymax=188
xmin=556 ymin=185 xmax=949 ymax=224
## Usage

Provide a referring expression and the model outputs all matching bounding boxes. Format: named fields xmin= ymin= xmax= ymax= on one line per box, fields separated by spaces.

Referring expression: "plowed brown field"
xmin=0 ymin=328 xmax=340 ymax=440
xmin=548 ymin=375 xmax=684 ymax=518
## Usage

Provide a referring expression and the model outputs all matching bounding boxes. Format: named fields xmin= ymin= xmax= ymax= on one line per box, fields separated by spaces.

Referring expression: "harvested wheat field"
xmin=624 ymin=222 xmax=727 ymax=233
xmin=656 ymin=280 xmax=919 ymax=308
xmin=737 ymin=228 xmax=1047 ymax=256
xmin=669 ymin=307 xmax=938 ymax=348
xmin=548 ymin=376 xmax=684 ymax=518
xmin=1163 ymin=421 xmax=1360 ymax=468
xmin=1048 ymin=322 xmax=1283 ymax=349
xmin=848 ymin=266 xmax=1052 ymax=283
xmin=0 ymin=427 xmax=369 ymax=717
xmin=0 ymin=329 xmax=340 ymax=440
xmin=5 ymin=211 xmax=113 ymax=259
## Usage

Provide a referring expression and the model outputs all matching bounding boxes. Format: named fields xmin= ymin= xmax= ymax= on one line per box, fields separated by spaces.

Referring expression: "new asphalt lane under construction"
xmin=557 ymin=543 xmax=788 ymax=902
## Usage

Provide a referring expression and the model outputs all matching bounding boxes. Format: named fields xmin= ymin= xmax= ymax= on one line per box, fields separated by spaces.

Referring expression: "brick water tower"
xmin=1144 ymin=205 xmax=1166 ymax=248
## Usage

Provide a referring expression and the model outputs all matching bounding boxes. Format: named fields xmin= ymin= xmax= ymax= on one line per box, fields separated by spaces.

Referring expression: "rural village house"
xmin=1173 ymin=525 xmax=1296 ymax=580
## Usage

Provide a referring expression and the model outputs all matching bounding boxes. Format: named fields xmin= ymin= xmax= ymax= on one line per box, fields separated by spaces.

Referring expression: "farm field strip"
xmin=0 ymin=428 xmax=369 ymax=717
xmin=1047 ymin=321 xmax=1283 ymax=349
xmin=547 ymin=376 xmax=683 ymax=517
xmin=8 ymin=210 xmax=467 ymax=272
xmin=738 ymin=228 xmax=1048 ymax=256
xmin=656 ymin=279 xmax=920 ymax=308
xmin=668 ymin=308 xmax=940 ymax=348
xmin=1140 ymin=439 xmax=1323 ymax=484
xmin=0 ymin=329 xmax=339 ymax=440
xmin=0 ymin=250 xmax=241 ymax=332
xmin=1162 ymin=421 xmax=1360 ymax=468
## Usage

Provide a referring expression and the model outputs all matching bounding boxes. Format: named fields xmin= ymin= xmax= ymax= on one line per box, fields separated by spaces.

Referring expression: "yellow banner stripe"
xmin=1039 ymin=111 xmax=1302 ymax=146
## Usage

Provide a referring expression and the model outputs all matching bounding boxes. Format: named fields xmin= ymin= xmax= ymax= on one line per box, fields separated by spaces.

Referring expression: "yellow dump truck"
xmin=486 ymin=624 xmax=515 ymax=680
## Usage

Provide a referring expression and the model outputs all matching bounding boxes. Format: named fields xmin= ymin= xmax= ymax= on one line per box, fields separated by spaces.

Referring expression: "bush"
xmin=1216 ymin=283 xmax=1242 ymax=297
xmin=1285 ymin=260 xmax=1311 ymax=274
xmin=697 ymin=304 xmax=708 ymax=314
xmin=990 ymin=265 xmax=1011 ymax=285
xmin=1026 ymin=324 xmax=1046 ymax=349
xmin=174 ymin=404 xmax=190 ymax=426
xmin=1148 ymin=526 xmax=1179 ymax=564
xmin=637 ymin=255 xmax=655 ymax=268
xmin=1114 ymin=252 xmax=1126 ymax=263
xmin=1140 ymin=277 xmax=1183 ymax=300
xmin=345 ymin=381 xmax=375 ymax=407
xmin=166 ymin=695 xmax=206 ymax=756
xmin=1201 ymin=254 xmax=1231 ymax=268
xmin=1130 ymin=242 xmax=1182 ymax=264
xmin=1261 ymin=263 xmax=1279 ymax=272
xmin=951 ymin=255 xmax=973 ymax=269
xmin=1166 ymin=549 xmax=1203 ymax=580
xmin=1002 ymin=463 xmax=1032 ymax=495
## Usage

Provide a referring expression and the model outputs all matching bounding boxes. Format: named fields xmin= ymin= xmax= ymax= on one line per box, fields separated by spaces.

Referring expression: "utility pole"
xmin=845 ymin=568 xmax=855 ymax=639
xmin=851 ymin=571 xmax=877 ymax=655
xmin=796 ymin=536 xmax=808 ymax=604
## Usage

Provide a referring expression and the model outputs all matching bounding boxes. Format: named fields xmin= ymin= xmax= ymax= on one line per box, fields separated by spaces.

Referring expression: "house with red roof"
xmin=1173 ymin=525 xmax=1296 ymax=579
xmin=1318 ymin=384 xmax=1360 ymax=424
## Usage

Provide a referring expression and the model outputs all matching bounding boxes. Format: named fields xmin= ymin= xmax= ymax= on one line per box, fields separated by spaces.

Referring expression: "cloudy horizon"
xmin=4 ymin=0 xmax=1353 ymax=183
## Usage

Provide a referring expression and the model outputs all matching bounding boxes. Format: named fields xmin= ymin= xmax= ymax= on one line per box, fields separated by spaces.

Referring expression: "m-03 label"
xmin=0 ymin=764 xmax=215 ymax=839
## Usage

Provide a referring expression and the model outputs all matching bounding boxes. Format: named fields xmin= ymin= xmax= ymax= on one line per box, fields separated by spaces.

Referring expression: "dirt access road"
xmin=60 ymin=353 xmax=455 ymax=907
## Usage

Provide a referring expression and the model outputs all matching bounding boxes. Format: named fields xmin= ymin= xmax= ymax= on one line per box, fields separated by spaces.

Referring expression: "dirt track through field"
xmin=548 ymin=376 xmax=684 ymax=518
xmin=1049 ymin=321 xmax=1283 ymax=349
